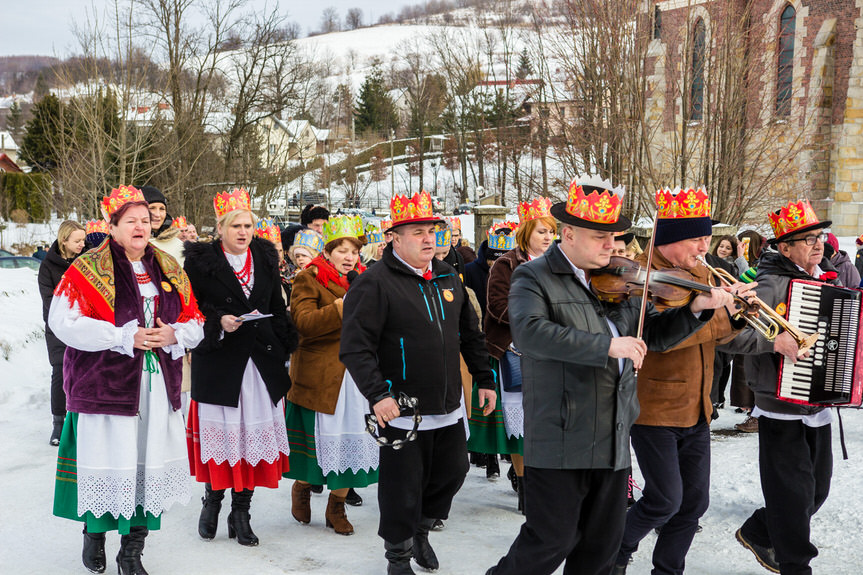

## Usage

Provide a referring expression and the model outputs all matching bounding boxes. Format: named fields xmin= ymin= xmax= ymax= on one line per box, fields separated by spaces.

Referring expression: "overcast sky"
xmin=1 ymin=0 xmax=411 ymax=57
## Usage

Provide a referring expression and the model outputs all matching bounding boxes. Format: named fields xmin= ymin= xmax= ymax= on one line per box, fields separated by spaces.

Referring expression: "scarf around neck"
xmin=308 ymin=253 xmax=365 ymax=292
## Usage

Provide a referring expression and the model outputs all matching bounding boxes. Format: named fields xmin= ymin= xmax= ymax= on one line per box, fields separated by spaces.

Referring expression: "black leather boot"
xmin=50 ymin=414 xmax=64 ymax=446
xmin=82 ymin=524 xmax=106 ymax=574
xmin=516 ymin=476 xmax=525 ymax=515
xmin=344 ymin=487 xmax=363 ymax=507
xmin=198 ymin=484 xmax=225 ymax=540
xmin=385 ymin=539 xmax=415 ymax=575
xmin=486 ymin=454 xmax=500 ymax=479
xmin=413 ymin=516 xmax=439 ymax=570
xmin=227 ymin=488 xmax=259 ymax=546
xmin=116 ymin=526 xmax=148 ymax=575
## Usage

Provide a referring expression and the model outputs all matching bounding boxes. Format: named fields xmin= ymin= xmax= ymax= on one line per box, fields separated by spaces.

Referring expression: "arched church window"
xmin=690 ymin=18 xmax=706 ymax=121
xmin=776 ymin=4 xmax=796 ymax=116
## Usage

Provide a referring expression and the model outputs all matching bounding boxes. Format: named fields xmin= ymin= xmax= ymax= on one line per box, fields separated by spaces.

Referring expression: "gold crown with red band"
xmin=488 ymin=221 xmax=518 ymax=238
xmin=380 ymin=219 xmax=393 ymax=232
xmin=656 ymin=188 xmax=711 ymax=219
xmin=518 ymin=197 xmax=553 ymax=224
xmin=86 ymin=220 xmax=109 ymax=235
xmin=390 ymin=190 xmax=437 ymax=227
xmin=768 ymin=199 xmax=822 ymax=239
xmin=172 ymin=216 xmax=189 ymax=229
xmin=213 ymin=188 xmax=251 ymax=219
xmin=100 ymin=185 xmax=146 ymax=220
xmin=255 ymin=218 xmax=282 ymax=245
xmin=565 ymin=178 xmax=624 ymax=225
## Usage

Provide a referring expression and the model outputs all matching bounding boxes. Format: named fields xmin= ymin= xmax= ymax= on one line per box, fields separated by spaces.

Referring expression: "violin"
xmin=590 ymin=256 xmax=747 ymax=309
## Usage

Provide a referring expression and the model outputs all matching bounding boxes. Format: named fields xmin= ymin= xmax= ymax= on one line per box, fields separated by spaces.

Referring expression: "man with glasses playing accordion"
xmin=720 ymin=200 xmax=842 ymax=575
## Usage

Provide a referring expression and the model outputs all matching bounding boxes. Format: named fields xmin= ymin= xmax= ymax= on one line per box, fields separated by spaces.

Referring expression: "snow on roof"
xmin=0 ymin=131 xmax=19 ymax=151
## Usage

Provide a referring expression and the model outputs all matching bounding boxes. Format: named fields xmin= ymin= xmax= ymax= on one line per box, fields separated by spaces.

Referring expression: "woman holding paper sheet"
xmin=183 ymin=188 xmax=298 ymax=546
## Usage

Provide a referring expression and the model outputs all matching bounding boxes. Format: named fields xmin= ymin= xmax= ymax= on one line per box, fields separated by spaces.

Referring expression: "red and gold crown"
xmin=518 ymin=197 xmax=553 ymax=224
xmin=389 ymin=190 xmax=441 ymax=229
xmin=86 ymin=219 xmax=109 ymax=235
xmin=213 ymin=188 xmax=251 ymax=220
xmin=100 ymin=185 xmax=146 ymax=220
xmin=565 ymin=178 xmax=623 ymax=224
xmin=488 ymin=221 xmax=519 ymax=237
xmin=255 ymin=218 xmax=282 ymax=245
xmin=656 ymin=188 xmax=711 ymax=219
xmin=380 ymin=219 xmax=393 ymax=232
xmin=445 ymin=216 xmax=462 ymax=230
xmin=172 ymin=215 xmax=189 ymax=229
xmin=768 ymin=199 xmax=824 ymax=240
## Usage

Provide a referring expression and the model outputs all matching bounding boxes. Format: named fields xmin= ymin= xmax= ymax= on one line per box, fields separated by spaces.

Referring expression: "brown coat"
xmin=634 ymin=249 xmax=741 ymax=427
xmin=484 ymin=247 xmax=529 ymax=359
xmin=287 ymin=267 xmax=346 ymax=414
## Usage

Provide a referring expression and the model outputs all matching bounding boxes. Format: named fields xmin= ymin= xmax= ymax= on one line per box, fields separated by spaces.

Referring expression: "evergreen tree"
xmin=354 ymin=64 xmax=399 ymax=137
xmin=19 ymin=94 xmax=64 ymax=172
xmin=516 ymin=48 xmax=534 ymax=80
xmin=6 ymin=101 xmax=25 ymax=140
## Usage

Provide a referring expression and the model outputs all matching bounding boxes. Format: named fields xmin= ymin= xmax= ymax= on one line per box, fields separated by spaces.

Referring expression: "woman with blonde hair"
xmin=38 ymin=220 xmax=88 ymax=445
xmin=184 ymin=188 xmax=298 ymax=546
xmin=286 ymin=215 xmax=378 ymax=536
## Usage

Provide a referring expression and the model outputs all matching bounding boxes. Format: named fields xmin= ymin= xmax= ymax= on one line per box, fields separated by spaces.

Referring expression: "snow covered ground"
xmin=1 ymin=266 xmax=861 ymax=575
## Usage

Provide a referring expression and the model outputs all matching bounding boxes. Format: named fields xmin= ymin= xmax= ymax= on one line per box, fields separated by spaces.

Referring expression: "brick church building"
xmin=641 ymin=0 xmax=863 ymax=235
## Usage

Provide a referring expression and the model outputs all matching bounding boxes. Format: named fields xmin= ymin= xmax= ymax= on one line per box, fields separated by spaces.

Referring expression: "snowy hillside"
xmin=0 ymin=267 xmax=861 ymax=574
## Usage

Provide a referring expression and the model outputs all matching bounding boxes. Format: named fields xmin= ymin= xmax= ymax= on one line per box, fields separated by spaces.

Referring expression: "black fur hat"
xmin=301 ymin=204 xmax=330 ymax=226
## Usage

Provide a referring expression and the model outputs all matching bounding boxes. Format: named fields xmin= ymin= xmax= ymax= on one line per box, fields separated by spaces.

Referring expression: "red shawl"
xmin=308 ymin=254 xmax=365 ymax=292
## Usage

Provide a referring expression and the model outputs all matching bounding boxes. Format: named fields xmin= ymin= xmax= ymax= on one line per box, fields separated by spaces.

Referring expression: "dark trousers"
xmin=729 ymin=357 xmax=754 ymax=409
xmin=490 ymin=466 xmax=629 ymax=575
xmin=50 ymin=361 xmax=66 ymax=416
xmin=377 ymin=420 xmax=469 ymax=543
xmin=740 ymin=417 xmax=832 ymax=575
xmin=710 ymin=351 xmax=732 ymax=405
xmin=618 ymin=421 xmax=710 ymax=575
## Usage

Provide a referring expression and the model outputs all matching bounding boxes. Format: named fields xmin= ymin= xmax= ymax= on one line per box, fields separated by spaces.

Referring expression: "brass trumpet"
xmin=696 ymin=256 xmax=820 ymax=354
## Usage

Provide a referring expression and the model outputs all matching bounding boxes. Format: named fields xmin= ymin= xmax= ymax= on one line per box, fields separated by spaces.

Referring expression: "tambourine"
xmin=365 ymin=392 xmax=422 ymax=450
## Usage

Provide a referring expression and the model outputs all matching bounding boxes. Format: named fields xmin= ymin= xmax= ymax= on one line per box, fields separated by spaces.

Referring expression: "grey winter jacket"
xmin=508 ymin=243 xmax=710 ymax=471
xmin=830 ymin=249 xmax=860 ymax=290
xmin=718 ymin=250 xmax=840 ymax=415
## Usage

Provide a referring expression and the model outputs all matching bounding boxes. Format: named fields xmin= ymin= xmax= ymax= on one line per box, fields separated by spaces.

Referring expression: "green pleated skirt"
xmin=467 ymin=358 xmax=523 ymax=456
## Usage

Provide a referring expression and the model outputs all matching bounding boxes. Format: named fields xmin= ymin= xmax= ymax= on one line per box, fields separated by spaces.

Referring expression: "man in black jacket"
xmin=340 ymin=191 xmax=496 ymax=575
xmin=719 ymin=200 xmax=837 ymax=575
xmin=486 ymin=177 xmax=734 ymax=575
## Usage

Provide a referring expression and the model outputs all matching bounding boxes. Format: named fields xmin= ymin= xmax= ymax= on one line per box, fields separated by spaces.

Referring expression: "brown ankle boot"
xmin=325 ymin=493 xmax=354 ymax=535
xmin=291 ymin=481 xmax=312 ymax=524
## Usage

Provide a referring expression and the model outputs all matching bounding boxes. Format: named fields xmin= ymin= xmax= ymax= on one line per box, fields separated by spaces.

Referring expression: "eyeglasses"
xmin=786 ymin=233 xmax=827 ymax=246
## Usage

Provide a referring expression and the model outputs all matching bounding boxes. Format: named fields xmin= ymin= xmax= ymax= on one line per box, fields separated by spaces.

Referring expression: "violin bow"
xmin=636 ymin=214 xmax=660 ymax=341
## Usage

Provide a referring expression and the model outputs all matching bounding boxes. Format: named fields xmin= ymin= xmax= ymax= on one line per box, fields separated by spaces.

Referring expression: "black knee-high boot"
xmin=227 ymin=488 xmax=259 ymax=546
xmin=413 ymin=516 xmax=439 ymax=570
xmin=385 ymin=539 xmax=415 ymax=575
xmin=82 ymin=523 xmax=106 ymax=574
xmin=116 ymin=526 xmax=148 ymax=575
xmin=198 ymin=483 xmax=225 ymax=540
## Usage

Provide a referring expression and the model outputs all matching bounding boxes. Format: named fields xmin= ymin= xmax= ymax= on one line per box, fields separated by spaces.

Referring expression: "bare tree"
xmin=345 ymin=8 xmax=363 ymax=30
xmin=320 ymin=7 xmax=341 ymax=34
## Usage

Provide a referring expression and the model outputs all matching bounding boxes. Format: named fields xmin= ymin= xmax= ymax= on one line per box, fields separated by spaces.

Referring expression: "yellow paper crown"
xmin=518 ymin=197 xmax=553 ymax=224
xmin=255 ymin=218 xmax=282 ymax=245
xmin=565 ymin=178 xmax=623 ymax=225
xmin=656 ymin=188 xmax=711 ymax=219
xmin=322 ymin=215 xmax=364 ymax=245
xmin=172 ymin=216 xmax=189 ymax=229
xmin=213 ymin=188 xmax=251 ymax=220
xmin=100 ymin=185 xmax=146 ymax=220
xmin=435 ymin=223 xmax=452 ymax=248
xmin=768 ymin=199 xmax=822 ymax=239
xmin=86 ymin=220 xmax=109 ymax=235
xmin=390 ymin=190 xmax=437 ymax=227
xmin=292 ymin=229 xmax=325 ymax=253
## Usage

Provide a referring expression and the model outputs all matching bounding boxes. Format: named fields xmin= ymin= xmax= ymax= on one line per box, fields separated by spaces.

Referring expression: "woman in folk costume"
xmin=49 ymin=185 xmax=205 ymax=575
xmin=285 ymin=214 xmax=379 ymax=536
xmin=184 ymin=188 xmax=298 ymax=546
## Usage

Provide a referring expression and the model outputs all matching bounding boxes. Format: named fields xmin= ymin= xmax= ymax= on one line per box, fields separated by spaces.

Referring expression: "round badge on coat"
xmin=775 ymin=302 xmax=786 ymax=316
xmin=442 ymin=289 xmax=454 ymax=302
xmin=161 ymin=281 xmax=173 ymax=292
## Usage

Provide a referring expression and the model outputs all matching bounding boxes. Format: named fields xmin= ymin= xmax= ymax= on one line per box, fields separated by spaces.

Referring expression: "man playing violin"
xmin=614 ymin=188 xmax=754 ymax=575
xmin=718 ymin=200 xmax=838 ymax=575
xmin=485 ymin=178 xmax=738 ymax=575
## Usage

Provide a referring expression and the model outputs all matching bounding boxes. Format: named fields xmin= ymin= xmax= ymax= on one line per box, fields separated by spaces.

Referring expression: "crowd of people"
xmin=35 ymin=179 xmax=851 ymax=575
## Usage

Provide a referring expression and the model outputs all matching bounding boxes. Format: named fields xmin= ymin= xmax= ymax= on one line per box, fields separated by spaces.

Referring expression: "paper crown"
xmin=518 ymin=197 xmax=553 ymax=224
xmin=488 ymin=233 xmax=517 ymax=252
xmin=380 ymin=219 xmax=393 ymax=232
xmin=445 ymin=216 xmax=462 ymax=230
xmin=435 ymin=223 xmax=452 ymax=248
xmin=254 ymin=218 xmax=282 ymax=245
xmin=390 ymin=190 xmax=441 ymax=229
xmin=564 ymin=176 xmax=625 ymax=225
xmin=656 ymin=188 xmax=711 ymax=219
xmin=213 ymin=188 xmax=251 ymax=220
xmin=86 ymin=219 xmax=109 ymax=235
xmin=488 ymin=221 xmax=518 ymax=238
xmin=365 ymin=229 xmax=385 ymax=244
xmin=292 ymin=229 xmax=325 ymax=254
xmin=322 ymin=215 xmax=364 ymax=245
xmin=768 ymin=199 xmax=827 ymax=241
xmin=172 ymin=216 xmax=189 ymax=229
xmin=100 ymin=185 xmax=147 ymax=220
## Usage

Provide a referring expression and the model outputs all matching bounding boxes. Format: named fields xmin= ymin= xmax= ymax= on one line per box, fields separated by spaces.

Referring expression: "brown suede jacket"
xmin=288 ymin=267 xmax=347 ymax=414
xmin=484 ymin=247 xmax=530 ymax=359
xmin=634 ymin=249 xmax=742 ymax=427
